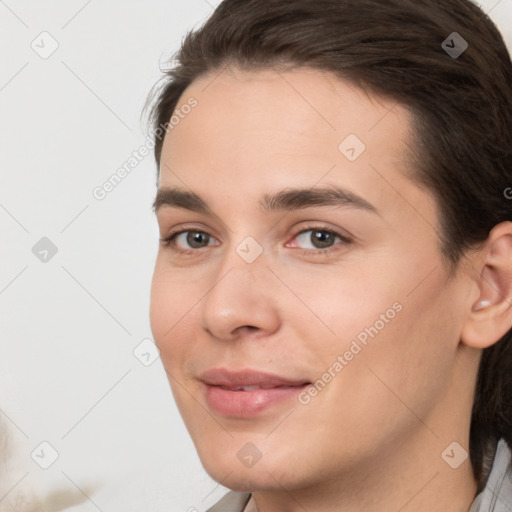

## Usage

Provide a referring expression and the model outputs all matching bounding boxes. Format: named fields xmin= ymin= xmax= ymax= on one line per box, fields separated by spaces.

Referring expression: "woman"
xmin=146 ymin=0 xmax=512 ymax=510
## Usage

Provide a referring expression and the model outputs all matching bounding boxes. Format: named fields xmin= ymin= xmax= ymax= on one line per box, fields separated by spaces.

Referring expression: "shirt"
xmin=206 ymin=438 xmax=512 ymax=512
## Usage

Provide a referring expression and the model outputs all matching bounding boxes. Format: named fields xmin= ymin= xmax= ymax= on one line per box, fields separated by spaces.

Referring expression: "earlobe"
xmin=461 ymin=222 xmax=512 ymax=349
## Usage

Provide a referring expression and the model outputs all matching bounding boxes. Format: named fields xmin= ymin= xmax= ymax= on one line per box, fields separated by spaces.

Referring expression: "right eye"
xmin=160 ymin=229 xmax=219 ymax=252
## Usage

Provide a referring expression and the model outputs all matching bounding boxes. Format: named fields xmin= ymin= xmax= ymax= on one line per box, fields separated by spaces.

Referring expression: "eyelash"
xmin=159 ymin=224 xmax=353 ymax=256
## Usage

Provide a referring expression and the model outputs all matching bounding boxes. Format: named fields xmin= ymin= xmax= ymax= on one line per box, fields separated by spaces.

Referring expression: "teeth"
xmin=219 ymin=385 xmax=264 ymax=391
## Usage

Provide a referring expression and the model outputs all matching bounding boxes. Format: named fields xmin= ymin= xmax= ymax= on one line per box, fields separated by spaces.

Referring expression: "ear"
xmin=461 ymin=221 xmax=512 ymax=349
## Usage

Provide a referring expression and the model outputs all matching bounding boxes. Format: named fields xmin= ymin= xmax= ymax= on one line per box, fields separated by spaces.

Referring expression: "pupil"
xmin=313 ymin=231 xmax=333 ymax=248
xmin=188 ymin=232 xmax=208 ymax=248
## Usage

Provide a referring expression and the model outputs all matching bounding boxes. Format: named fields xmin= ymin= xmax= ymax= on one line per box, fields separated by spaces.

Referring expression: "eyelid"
xmin=160 ymin=222 xmax=353 ymax=257
xmin=159 ymin=224 xmax=219 ymax=249
xmin=287 ymin=222 xmax=353 ymax=244
xmin=284 ymin=223 xmax=353 ymax=256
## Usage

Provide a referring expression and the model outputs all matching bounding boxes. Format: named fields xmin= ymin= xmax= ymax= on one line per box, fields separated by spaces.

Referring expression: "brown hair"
xmin=145 ymin=0 xmax=512 ymax=489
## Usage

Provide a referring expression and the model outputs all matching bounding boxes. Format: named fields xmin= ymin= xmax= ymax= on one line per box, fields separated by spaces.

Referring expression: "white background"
xmin=0 ymin=1 xmax=511 ymax=511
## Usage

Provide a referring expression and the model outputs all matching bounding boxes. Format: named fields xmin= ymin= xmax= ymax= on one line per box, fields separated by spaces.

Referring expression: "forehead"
xmin=157 ymin=66 xmax=436 ymax=229
xmin=160 ymin=65 xmax=413 ymax=174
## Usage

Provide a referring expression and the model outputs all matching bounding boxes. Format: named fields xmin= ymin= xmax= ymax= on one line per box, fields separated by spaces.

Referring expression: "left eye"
xmin=290 ymin=229 xmax=345 ymax=250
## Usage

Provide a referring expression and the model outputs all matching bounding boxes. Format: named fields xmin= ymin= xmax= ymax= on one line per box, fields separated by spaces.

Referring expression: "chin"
xmin=197 ymin=444 xmax=308 ymax=493
xmin=203 ymin=465 xmax=279 ymax=493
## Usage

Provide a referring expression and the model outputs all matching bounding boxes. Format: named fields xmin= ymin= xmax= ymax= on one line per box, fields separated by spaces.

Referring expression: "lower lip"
xmin=203 ymin=383 xmax=309 ymax=418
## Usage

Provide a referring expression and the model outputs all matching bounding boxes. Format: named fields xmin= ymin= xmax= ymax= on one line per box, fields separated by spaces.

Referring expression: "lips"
xmin=218 ymin=384 xmax=301 ymax=391
xmin=199 ymin=368 xmax=310 ymax=389
xmin=199 ymin=368 xmax=311 ymax=418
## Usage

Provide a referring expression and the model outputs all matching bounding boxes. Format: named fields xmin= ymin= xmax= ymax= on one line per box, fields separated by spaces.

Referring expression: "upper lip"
xmin=199 ymin=368 xmax=310 ymax=389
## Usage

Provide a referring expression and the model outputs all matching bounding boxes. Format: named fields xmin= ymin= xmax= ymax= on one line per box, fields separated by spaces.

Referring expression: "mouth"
xmin=199 ymin=368 xmax=311 ymax=418
xmin=216 ymin=383 xmax=308 ymax=391
xmin=199 ymin=368 xmax=310 ymax=388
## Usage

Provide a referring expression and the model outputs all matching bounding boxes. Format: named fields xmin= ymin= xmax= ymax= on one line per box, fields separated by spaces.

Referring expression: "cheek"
xmin=149 ymin=263 xmax=171 ymax=342
xmin=280 ymin=262 xmax=402 ymax=351
xmin=290 ymin=250 xmax=458 ymax=398
xmin=333 ymin=267 xmax=459 ymax=422
xmin=149 ymin=261 xmax=194 ymax=359
xmin=149 ymin=264 xmax=201 ymax=415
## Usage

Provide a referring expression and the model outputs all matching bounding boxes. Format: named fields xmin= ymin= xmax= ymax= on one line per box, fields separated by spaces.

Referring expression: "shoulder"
xmin=469 ymin=438 xmax=512 ymax=512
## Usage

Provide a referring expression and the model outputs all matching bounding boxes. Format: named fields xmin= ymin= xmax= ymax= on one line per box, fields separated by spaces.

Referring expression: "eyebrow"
xmin=152 ymin=186 xmax=380 ymax=216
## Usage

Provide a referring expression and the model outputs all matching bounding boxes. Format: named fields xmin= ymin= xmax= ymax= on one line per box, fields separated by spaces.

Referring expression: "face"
xmin=150 ymin=66 xmax=476 ymax=492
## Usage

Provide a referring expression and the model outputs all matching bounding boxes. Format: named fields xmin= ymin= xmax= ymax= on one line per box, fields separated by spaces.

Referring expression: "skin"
xmin=150 ymin=66 xmax=512 ymax=512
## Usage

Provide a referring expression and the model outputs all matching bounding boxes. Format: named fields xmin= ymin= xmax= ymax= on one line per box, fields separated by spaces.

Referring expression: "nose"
xmin=200 ymin=245 xmax=281 ymax=341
